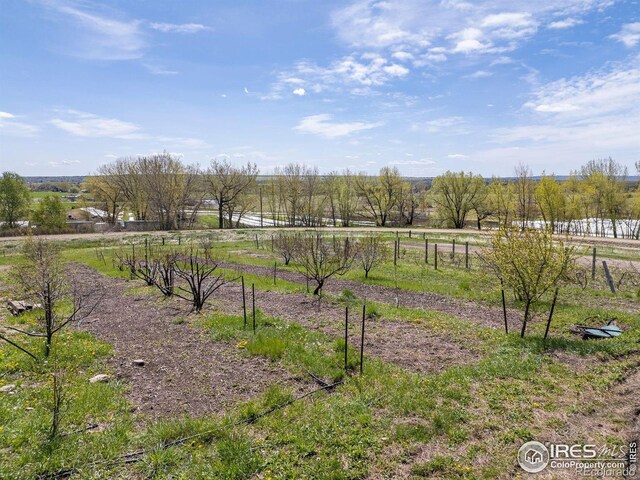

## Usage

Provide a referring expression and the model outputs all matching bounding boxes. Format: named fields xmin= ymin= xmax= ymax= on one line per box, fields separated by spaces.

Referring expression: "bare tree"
xmin=275 ymin=233 xmax=296 ymax=265
xmin=173 ymin=252 xmax=228 ymax=312
xmin=514 ymin=163 xmax=537 ymax=230
xmin=357 ymin=236 xmax=389 ymax=278
xmin=206 ymin=160 xmax=258 ymax=229
xmin=2 ymin=238 xmax=102 ymax=359
xmin=397 ymin=182 xmax=422 ymax=225
xmin=291 ymin=235 xmax=357 ymax=295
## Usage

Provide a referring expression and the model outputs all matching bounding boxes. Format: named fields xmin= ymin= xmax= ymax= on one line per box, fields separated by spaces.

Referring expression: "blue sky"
xmin=0 ymin=0 xmax=638 ymax=177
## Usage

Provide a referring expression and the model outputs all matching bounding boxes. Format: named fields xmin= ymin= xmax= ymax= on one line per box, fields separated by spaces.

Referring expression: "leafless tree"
xmin=514 ymin=163 xmax=537 ymax=230
xmin=357 ymin=236 xmax=389 ymax=278
xmin=291 ymin=235 xmax=358 ymax=295
xmin=205 ymin=160 xmax=258 ymax=229
xmin=2 ymin=238 xmax=103 ymax=359
xmin=275 ymin=232 xmax=296 ymax=265
xmin=173 ymin=252 xmax=228 ymax=312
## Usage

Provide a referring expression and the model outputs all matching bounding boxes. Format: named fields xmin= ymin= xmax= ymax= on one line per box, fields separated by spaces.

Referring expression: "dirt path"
xmin=67 ymin=263 xmax=305 ymax=420
xmin=213 ymin=281 xmax=479 ymax=375
xmin=220 ymin=260 xmax=525 ymax=333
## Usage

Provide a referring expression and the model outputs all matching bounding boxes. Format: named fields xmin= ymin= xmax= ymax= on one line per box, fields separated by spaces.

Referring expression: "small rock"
xmin=132 ymin=359 xmax=145 ymax=367
xmin=25 ymin=407 xmax=34 ymax=411
xmin=0 ymin=384 xmax=16 ymax=393
xmin=89 ymin=374 xmax=110 ymax=384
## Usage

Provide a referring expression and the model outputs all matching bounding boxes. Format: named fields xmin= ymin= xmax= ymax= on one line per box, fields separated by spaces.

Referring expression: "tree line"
xmin=2 ymin=155 xmax=639 ymax=238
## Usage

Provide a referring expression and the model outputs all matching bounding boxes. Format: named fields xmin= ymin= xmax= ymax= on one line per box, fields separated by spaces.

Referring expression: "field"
xmin=0 ymin=229 xmax=638 ymax=479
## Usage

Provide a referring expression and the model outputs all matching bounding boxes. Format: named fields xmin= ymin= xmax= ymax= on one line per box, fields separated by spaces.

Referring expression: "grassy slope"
xmin=0 ymin=237 xmax=638 ymax=478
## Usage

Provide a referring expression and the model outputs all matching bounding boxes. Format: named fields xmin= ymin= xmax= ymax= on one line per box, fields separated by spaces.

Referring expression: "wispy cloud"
xmin=143 ymin=63 xmax=179 ymax=75
xmin=547 ymin=18 xmax=582 ymax=29
xmin=610 ymin=22 xmax=640 ymax=48
xmin=0 ymin=111 xmax=40 ymax=137
xmin=49 ymin=159 xmax=80 ymax=167
xmin=412 ymin=116 xmax=468 ymax=134
xmin=39 ymin=0 xmax=144 ymax=60
xmin=149 ymin=22 xmax=210 ymax=34
xmin=467 ymin=69 xmax=493 ymax=78
xmin=50 ymin=110 xmax=142 ymax=138
xmin=492 ymin=58 xmax=640 ymax=152
xmin=294 ymin=114 xmax=382 ymax=138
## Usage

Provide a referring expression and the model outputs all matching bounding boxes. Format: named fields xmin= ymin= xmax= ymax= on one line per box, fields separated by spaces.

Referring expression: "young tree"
xmin=173 ymin=251 xmax=228 ymax=312
xmin=291 ymin=235 xmax=357 ymax=295
xmin=481 ymin=227 xmax=574 ymax=337
xmin=3 ymin=238 xmax=102 ymax=358
xmin=205 ymin=160 xmax=258 ymax=229
xmin=0 ymin=172 xmax=31 ymax=228
xmin=31 ymin=195 xmax=66 ymax=231
xmin=430 ymin=171 xmax=486 ymax=228
xmin=357 ymin=236 xmax=389 ymax=278
xmin=275 ymin=233 xmax=296 ymax=265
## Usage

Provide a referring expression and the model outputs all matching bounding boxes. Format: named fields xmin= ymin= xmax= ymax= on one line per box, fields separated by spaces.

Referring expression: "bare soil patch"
xmin=214 ymin=281 xmax=478 ymax=375
xmin=221 ymin=260 xmax=524 ymax=333
xmin=67 ymin=263 xmax=306 ymax=420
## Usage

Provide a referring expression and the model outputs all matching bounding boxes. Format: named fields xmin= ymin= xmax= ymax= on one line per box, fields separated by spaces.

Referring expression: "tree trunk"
xmin=218 ymin=203 xmax=224 ymax=229
xmin=313 ymin=280 xmax=323 ymax=295
xmin=520 ymin=301 xmax=531 ymax=338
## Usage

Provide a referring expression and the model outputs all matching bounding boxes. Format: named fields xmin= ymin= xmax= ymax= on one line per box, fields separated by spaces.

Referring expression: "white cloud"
xmin=447 ymin=153 xmax=469 ymax=158
xmin=467 ymin=70 xmax=493 ymax=78
xmin=389 ymin=158 xmax=436 ymax=165
xmin=547 ymin=18 xmax=582 ymax=29
xmin=149 ymin=22 xmax=209 ymax=34
xmin=610 ymin=23 xmax=640 ymax=48
xmin=491 ymin=58 xmax=640 ymax=156
xmin=265 ymin=53 xmax=411 ymax=99
xmin=293 ymin=88 xmax=306 ymax=96
xmin=523 ymin=60 xmax=640 ymax=117
xmin=143 ymin=64 xmax=178 ymax=75
xmin=0 ymin=111 xmax=39 ymax=136
xmin=50 ymin=110 xmax=141 ymax=138
xmin=392 ymin=51 xmax=414 ymax=61
xmin=412 ymin=116 xmax=467 ymax=134
xmin=294 ymin=114 xmax=383 ymax=138
xmin=49 ymin=159 xmax=80 ymax=167
xmin=40 ymin=0 xmax=144 ymax=60
xmin=330 ymin=1 xmax=611 ymax=60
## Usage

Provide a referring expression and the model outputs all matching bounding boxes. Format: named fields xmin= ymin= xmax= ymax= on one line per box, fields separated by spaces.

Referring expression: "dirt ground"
xmin=219 ymin=260 xmax=525 ymax=333
xmin=214 ymin=281 xmax=479 ymax=375
xmin=67 ymin=263 xmax=307 ymax=420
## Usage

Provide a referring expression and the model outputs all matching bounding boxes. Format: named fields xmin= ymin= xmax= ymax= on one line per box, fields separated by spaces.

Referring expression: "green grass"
xmin=1 ymin=233 xmax=638 ymax=478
